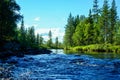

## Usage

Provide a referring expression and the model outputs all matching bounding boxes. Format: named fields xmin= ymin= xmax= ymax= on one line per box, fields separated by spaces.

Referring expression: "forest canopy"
xmin=64 ymin=0 xmax=120 ymax=48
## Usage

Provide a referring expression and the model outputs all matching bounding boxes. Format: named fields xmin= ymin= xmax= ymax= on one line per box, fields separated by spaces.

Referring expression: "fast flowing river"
xmin=1 ymin=49 xmax=120 ymax=80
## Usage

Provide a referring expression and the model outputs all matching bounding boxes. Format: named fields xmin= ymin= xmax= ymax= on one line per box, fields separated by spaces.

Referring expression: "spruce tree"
xmin=47 ymin=30 xmax=52 ymax=48
xmin=20 ymin=16 xmax=27 ymax=49
xmin=92 ymin=0 xmax=100 ymax=43
xmin=92 ymin=0 xmax=99 ymax=23
xmin=55 ymin=37 xmax=59 ymax=49
xmin=0 ymin=0 xmax=21 ymax=41
xmin=36 ymin=33 xmax=40 ymax=44
xmin=101 ymin=0 xmax=109 ymax=43
xmin=64 ymin=13 xmax=75 ymax=48
xmin=110 ymin=0 xmax=117 ymax=44
xmin=84 ymin=10 xmax=94 ymax=45
xmin=39 ymin=35 xmax=43 ymax=47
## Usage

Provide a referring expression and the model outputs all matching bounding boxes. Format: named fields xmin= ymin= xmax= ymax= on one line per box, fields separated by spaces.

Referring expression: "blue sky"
xmin=16 ymin=0 xmax=120 ymax=42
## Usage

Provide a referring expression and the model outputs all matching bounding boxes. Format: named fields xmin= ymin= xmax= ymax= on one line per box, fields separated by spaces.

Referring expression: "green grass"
xmin=70 ymin=44 xmax=120 ymax=53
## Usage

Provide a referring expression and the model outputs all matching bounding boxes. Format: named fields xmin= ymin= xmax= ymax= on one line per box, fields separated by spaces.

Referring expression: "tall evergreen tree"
xmin=109 ymin=0 xmax=117 ymax=44
xmin=39 ymin=35 xmax=43 ymax=46
xmin=72 ymin=20 xmax=85 ymax=46
xmin=92 ymin=0 xmax=99 ymax=23
xmin=36 ymin=33 xmax=40 ymax=44
xmin=64 ymin=13 xmax=75 ymax=48
xmin=72 ymin=15 xmax=86 ymax=46
xmin=27 ymin=26 xmax=36 ymax=47
xmin=0 ymin=0 xmax=21 ymax=41
xmin=55 ymin=37 xmax=59 ymax=49
xmin=92 ymin=0 xmax=100 ymax=43
xmin=101 ymin=0 xmax=109 ymax=43
xmin=115 ymin=19 xmax=120 ymax=45
xmin=84 ymin=9 xmax=94 ymax=44
xmin=19 ymin=16 xmax=27 ymax=49
xmin=47 ymin=30 xmax=52 ymax=48
xmin=74 ymin=15 xmax=80 ymax=29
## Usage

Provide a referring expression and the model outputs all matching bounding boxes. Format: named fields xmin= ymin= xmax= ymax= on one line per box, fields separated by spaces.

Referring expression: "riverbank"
xmin=68 ymin=44 xmax=120 ymax=53
xmin=0 ymin=48 xmax=52 ymax=59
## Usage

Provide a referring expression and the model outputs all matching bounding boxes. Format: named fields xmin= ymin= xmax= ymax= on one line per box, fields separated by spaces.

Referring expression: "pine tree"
xmin=47 ymin=30 xmax=52 ymax=48
xmin=115 ymin=19 xmax=120 ymax=45
xmin=72 ymin=20 xmax=85 ymax=46
xmin=36 ymin=33 xmax=40 ymax=44
xmin=39 ymin=35 xmax=43 ymax=47
xmin=64 ymin=13 xmax=75 ymax=48
xmin=84 ymin=9 xmax=94 ymax=45
xmin=74 ymin=15 xmax=80 ymax=29
xmin=92 ymin=0 xmax=99 ymax=23
xmin=0 ymin=0 xmax=21 ymax=41
xmin=55 ymin=37 xmax=59 ymax=49
xmin=27 ymin=26 xmax=36 ymax=47
xmin=101 ymin=0 xmax=109 ymax=43
xmin=92 ymin=0 xmax=100 ymax=43
xmin=109 ymin=0 xmax=117 ymax=44
xmin=19 ymin=16 xmax=27 ymax=49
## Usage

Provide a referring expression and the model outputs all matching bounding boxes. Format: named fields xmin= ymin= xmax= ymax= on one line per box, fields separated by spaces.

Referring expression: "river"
xmin=0 ymin=49 xmax=120 ymax=80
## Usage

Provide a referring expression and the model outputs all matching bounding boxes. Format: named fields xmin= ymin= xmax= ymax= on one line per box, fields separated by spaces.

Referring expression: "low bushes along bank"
xmin=69 ymin=44 xmax=120 ymax=53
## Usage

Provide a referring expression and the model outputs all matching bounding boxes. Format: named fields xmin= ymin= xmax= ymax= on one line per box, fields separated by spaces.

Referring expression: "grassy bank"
xmin=69 ymin=44 xmax=120 ymax=53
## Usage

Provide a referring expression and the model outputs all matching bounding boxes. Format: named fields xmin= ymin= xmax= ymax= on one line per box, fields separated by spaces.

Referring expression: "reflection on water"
xmin=51 ymin=49 xmax=65 ymax=54
xmin=52 ymin=49 xmax=120 ymax=59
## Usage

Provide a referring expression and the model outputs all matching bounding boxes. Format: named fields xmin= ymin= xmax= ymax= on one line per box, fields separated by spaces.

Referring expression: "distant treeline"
xmin=64 ymin=0 xmax=120 ymax=48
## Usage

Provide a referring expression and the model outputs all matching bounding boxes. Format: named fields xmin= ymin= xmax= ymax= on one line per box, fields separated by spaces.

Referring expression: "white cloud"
xmin=35 ymin=27 xmax=64 ymax=42
xmin=34 ymin=17 xmax=40 ymax=21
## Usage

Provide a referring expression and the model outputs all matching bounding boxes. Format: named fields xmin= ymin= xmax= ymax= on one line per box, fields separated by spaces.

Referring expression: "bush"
xmin=70 ymin=44 xmax=120 ymax=53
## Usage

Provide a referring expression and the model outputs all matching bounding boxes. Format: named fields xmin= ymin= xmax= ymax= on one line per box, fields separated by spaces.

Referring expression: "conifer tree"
xmin=109 ymin=0 xmax=117 ymax=44
xmin=47 ymin=30 xmax=52 ymax=48
xmin=55 ymin=37 xmax=59 ymax=49
xmin=64 ymin=13 xmax=75 ymax=47
xmin=39 ymin=35 xmax=44 ymax=47
xmin=92 ymin=0 xmax=99 ymax=23
xmin=0 ymin=0 xmax=21 ymax=41
xmin=101 ymin=0 xmax=109 ymax=43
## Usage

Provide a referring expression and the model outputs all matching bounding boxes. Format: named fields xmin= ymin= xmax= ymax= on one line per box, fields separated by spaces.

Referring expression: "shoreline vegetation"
xmin=65 ymin=44 xmax=120 ymax=53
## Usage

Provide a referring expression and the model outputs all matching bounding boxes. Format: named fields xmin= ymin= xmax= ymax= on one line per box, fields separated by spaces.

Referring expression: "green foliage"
xmin=17 ymin=18 xmax=43 ymax=49
xmin=64 ymin=13 xmax=76 ymax=47
xmin=71 ymin=44 xmax=120 ymax=53
xmin=55 ymin=37 xmax=59 ymax=49
xmin=72 ymin=19 xmax=85 ymax=46
xmin=115 ymin=24 xmax=120 ymax=45
xmin=109 ymin=0 xmax=117 ymax=44
xmin=0 ymin=0 xmax=21 ymax=42
xmin=47 ymin=30 xmax=53 ymax=48
xmin=101 ymin=0 xmax=110 ymax=43
xmin=64 ymin=0 xmax=120 ymax=52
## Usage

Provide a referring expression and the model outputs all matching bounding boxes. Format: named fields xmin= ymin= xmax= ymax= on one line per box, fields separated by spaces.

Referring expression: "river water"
xmin=1 ymin=49 xmax=120 ymax=80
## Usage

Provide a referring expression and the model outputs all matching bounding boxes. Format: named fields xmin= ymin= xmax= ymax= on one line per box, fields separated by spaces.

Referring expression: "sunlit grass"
xmin=70 ymin=44 xmax=120 ymax=53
